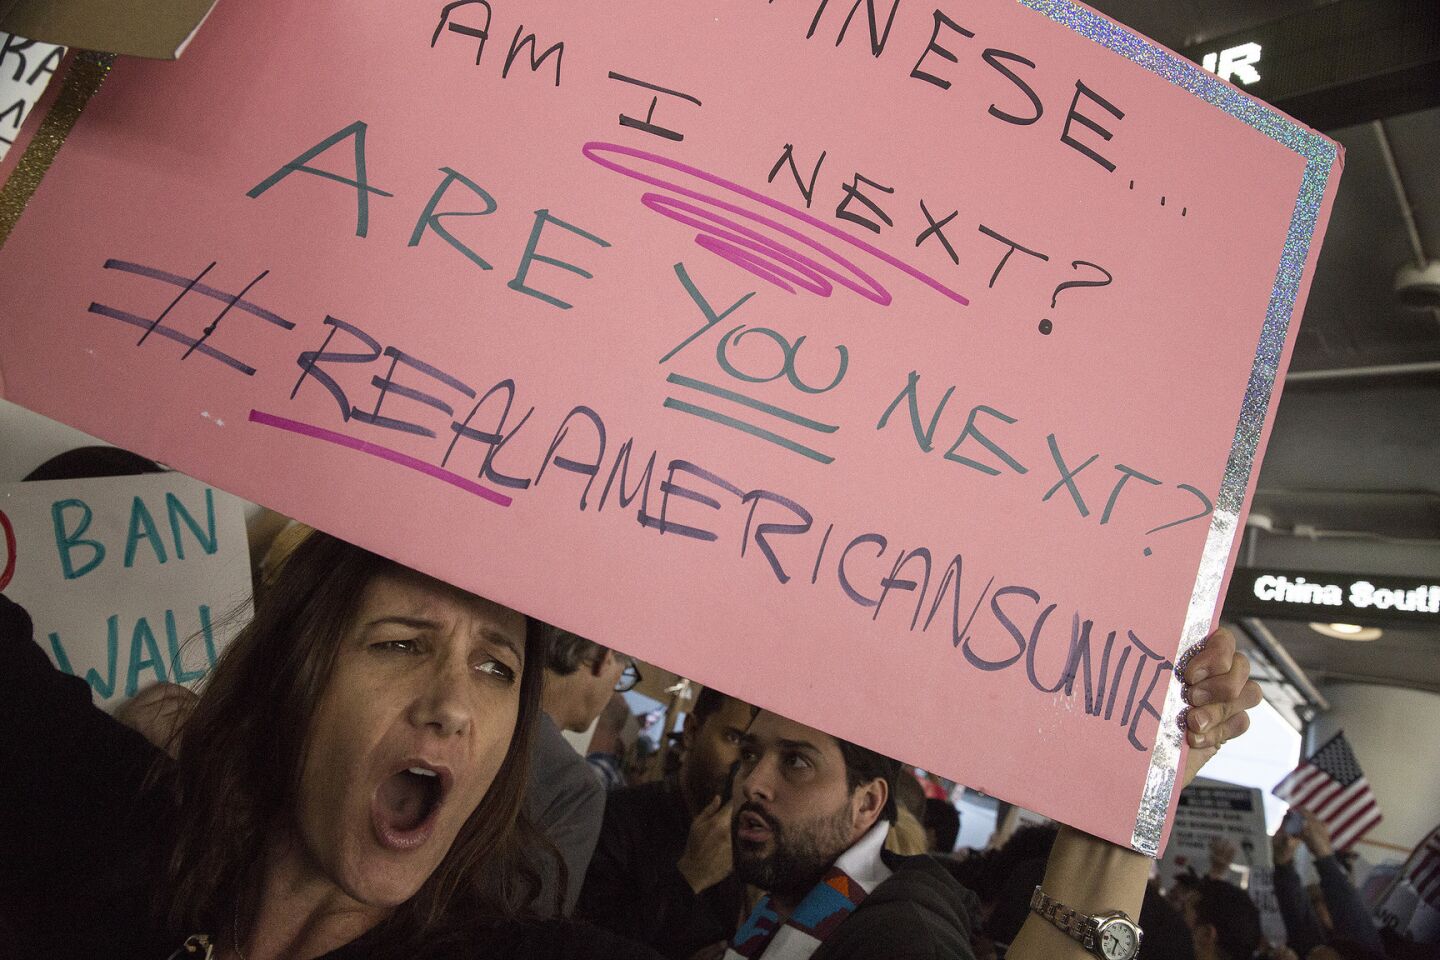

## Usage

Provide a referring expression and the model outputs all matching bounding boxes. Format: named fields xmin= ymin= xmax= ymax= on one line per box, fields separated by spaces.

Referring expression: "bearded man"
xmin=725 ymin=711 xmax=976 ymax=960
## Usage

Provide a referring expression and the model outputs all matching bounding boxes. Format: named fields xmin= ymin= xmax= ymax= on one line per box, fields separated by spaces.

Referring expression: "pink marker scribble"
xmin=582 ymin=142 xmax=969 ymax=308
xmin=248 ymin=410 xmax=512 ymax=508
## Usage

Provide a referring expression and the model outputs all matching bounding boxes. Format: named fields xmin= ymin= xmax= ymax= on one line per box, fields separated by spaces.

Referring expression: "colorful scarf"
xmin=723 ymin=820 xmax=893 ymax=960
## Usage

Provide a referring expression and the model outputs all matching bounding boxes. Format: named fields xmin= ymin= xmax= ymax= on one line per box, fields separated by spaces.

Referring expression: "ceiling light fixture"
xmin=1308 ymin=622 xmax=1383 ymax=641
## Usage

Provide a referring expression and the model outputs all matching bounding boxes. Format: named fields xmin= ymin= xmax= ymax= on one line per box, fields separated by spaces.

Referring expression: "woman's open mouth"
xmin=371 ymin=762 xmax=450 ymax=851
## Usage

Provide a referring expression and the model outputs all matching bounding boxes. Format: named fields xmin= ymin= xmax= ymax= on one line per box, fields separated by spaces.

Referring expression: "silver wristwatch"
xmin=1030 ymin=886 xmax=1143 ymax=960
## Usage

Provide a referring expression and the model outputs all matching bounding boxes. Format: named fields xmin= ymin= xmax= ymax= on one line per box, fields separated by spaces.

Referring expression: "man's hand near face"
xmin=677 ymin=795 xmax=735 ymax=894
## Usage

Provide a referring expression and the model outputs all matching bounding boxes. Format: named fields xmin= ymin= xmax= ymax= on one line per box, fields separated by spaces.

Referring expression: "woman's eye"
xmin=375 ymin=638 xmax=418 ymax=653
xmin=476 ymin=659 xmax=516 ymax=682
xmin=785 ymin=753 xmax=811 ymax=770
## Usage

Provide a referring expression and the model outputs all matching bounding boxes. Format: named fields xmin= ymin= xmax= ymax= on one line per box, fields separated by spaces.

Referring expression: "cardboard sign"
xmin=1375 ymin=879 xmax=1440 ymax=945
xmin=0 ymin=0 xmax=218 ymax=60
xmin=1158 ymin=777 xmax=1285 ymax=945
xmin=0 ymin=473 xmax=252 ymax=712
xmin=0 ymin=0 xmax=1341 ymax=852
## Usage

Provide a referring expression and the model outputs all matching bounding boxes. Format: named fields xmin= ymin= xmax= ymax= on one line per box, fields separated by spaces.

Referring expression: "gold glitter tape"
xmin=0 ymin=51 xmax=114 ymax=251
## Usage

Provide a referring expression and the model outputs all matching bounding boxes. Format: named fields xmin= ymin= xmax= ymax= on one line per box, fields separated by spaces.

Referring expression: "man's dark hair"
xmin=1141 ymin=882 xmax=1196 ymax=960
xmin=1194 ymin=877 xmax=1261 ymax=960
xmin=986 ymin=854 xmax=1046 ymax=946
xmin=923 ymin=797 xmax=961 ymax=853
xmin=835 ymin=739 xmax=900 ymax=824
xmin=24 ymin=445 xmax=162 ymax=481
xmin=981 ymin=825 xmax=1059 ymax=944
xmin=690 ymin=685 xmax=741 ymax=728
xmin=541 ymin=625 xmax=608 ymax=675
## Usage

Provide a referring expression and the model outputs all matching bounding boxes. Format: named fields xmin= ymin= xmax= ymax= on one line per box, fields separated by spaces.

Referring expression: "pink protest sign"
xmin=0 ymin=0 xmax=1340 ymax=852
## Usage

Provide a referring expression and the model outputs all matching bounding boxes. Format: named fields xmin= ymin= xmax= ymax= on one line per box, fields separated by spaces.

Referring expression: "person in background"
xmin=884 ymin=808 xmax=929 ymax=857
xmin=1261 ymin=944 xmax=1300 ymax=960
xmin=967 ymin=824 xmax=1195 ymax=960
xmin=627 ymin=730 xmax=662 ymax=784
xmin=1272 ymin=809 xmax=1386 ymax=959
xmin=587 ymin=692 xmax=638 ymax=791
xmin=1137 ymin=883 xmax=1200 ymax=960
xmin=885 ymin=769 xmax=930 ymax=856
xmin=1182 ymin=878 xmax=1262 ymax=960
xmin=923 ymin=797 xmax=962 ymax=856
xmin=529 ymin=626 xmax=629 ymax=916
xmin=981 ymin=826 xmax=1062 ymax=955
xmin=1206 ymin=836 xmax=1240 ymax=881
xmin=541 ymin=629 xmax=631 ymax=738
xmin=578 ymin=686 xmax=757 ymax=958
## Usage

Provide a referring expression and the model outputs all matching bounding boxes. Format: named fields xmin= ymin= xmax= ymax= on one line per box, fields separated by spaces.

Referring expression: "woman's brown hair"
xmin=154 ymin=531 xmax=550 ymax=943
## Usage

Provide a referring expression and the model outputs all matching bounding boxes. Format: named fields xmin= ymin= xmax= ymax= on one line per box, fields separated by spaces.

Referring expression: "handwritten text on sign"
xmin=0 ymin=474 xmax=252 ymax=712
xmin=0 ymin=0 xmax=1339 ymax=849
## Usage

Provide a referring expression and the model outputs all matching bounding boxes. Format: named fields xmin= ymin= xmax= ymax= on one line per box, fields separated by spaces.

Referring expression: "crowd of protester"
xmin=0 ymin=448 xmax=1433 ymax=959
xmin=30 ymin=638 xmax=1436 ymax=960
xmin=511 ymin=660 xmax=1436 ymax=960
xmin=500 ymin=639 xmax=1431 ymax=960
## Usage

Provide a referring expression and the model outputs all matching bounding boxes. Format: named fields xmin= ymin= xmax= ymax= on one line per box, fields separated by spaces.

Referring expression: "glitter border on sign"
xmin=0 ymin=51 xmax=115 ymax=250
xmin=1014 ymin=0 xmax=1337 ymax=856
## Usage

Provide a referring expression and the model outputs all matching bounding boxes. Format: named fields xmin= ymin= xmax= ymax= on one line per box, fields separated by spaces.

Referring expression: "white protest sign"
xmin=0 ymin=32 xmax=63 ymax=160
xmin=1376 ymin=882 xmax=1440 ymax=944
xmin=0 ymin=471 xmax=252 ymax=711
xmin=1159 ymin=776 xmax=1284 ymax=945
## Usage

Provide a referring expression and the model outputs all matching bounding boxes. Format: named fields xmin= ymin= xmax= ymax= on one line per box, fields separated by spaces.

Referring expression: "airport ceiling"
xmin=1085 ymin=0 xmax=1440 ymax=710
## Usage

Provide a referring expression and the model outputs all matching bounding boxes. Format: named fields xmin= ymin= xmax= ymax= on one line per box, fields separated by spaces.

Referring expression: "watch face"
xmin=1098 ymin=919 xmax=1139 ymax=960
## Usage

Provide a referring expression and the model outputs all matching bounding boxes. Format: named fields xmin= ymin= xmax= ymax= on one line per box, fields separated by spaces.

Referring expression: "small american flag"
xmin=1272 ymin=731 xmax=1382 ymax=852
xmin=1403 ymin=824 xmax=1440 ymax=910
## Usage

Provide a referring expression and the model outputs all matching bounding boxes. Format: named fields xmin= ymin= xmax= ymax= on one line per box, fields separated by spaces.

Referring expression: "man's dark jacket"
xmin=811 ymin=851 xmax=980 ymax=960
xmin=580 ymin=778 xmax=979 ymax=960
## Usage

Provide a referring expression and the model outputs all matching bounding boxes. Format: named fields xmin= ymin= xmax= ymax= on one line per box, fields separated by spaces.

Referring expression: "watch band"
xmin=1030 ymin=886 xmax=1099 ymax=952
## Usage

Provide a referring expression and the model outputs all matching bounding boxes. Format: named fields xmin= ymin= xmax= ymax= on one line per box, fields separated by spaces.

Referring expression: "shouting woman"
xmin=0 ymin=532 xmax=660 ymax=959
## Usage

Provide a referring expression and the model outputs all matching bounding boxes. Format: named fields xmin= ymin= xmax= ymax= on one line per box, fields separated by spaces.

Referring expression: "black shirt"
xmin=577 ymin=777 xmax=745 ymax=959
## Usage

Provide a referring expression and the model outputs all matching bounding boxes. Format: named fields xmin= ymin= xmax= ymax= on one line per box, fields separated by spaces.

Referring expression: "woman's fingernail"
xmin=1195 ymin=713 xmax=1211 ymax=731
xmin=1177 ymin=641 xmax=1209 ymax=679
xmin=1192 ymin=732 xmax=1209 ymax=748
xmin=1189 ymin=666 xmax=1210 ymax=684
xmin=1189 ymin=686 xmax=1212 ymax=706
